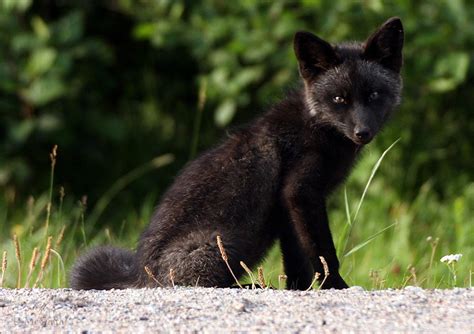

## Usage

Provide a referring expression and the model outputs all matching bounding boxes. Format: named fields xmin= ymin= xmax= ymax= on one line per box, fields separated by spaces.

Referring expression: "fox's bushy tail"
xmin=70 ymin=246 xmax=139 ymax=290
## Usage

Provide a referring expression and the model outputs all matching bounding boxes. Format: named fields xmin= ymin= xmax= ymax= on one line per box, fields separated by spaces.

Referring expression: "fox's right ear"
xmin=363 ymin=17 xmax=404 ymax=73
xmin=294 ymin=31 xmax=339 ymax=81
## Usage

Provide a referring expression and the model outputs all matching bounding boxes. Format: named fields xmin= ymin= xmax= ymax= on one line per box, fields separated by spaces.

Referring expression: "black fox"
xmin=71 ymin=17 xmax=404 ymax=290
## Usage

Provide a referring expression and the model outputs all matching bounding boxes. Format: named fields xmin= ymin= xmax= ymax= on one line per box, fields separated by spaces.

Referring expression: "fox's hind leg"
xmin=139 ymin=230 xmax=246 ymax=287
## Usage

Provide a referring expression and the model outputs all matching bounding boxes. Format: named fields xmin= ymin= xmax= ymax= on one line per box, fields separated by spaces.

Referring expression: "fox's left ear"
xmin=363 ymin=17 xmax=404 ymax=73
xmin=294 ymin=31 xmax=339 ymax=81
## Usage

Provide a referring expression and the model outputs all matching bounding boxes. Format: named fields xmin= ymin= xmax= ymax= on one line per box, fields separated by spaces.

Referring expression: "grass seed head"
xmin=144 ymin=265 xmax=163 ymax=287
xmin=240 ymin=261 xmax=256 ymax=289
xmin=50 ymin=145 xmax=58 ymax=167
xmin=13 ymin=234 xmax=21 ymax=263
xmin=239 ymin=261 xmax=252 ymax=274
xmin=216 ymin=235 xmax=228 ymax=261
xmin=56 ymin=226 xmax=66 ymax=247
xmin=29 ymin=247 xmax=39 ymax=271
xmin=1 ymin=251 xmax=6 ymax=273
xmin=41 ymin=236 xmax=53 ymax=270
xmin=59 ymin=186 xmax=65 ymax=201
xmin=169 ymin=268 xmax=176 ymax=287
xmin=257 ymin=266 xmax=266 ymax=288
xmin=216 ymin=235 xmax=242 ymax=288
xmin=0 ymin=250 xmax=6 ymax=288
xmin=319 ymin=256 xmax=330 ymax=277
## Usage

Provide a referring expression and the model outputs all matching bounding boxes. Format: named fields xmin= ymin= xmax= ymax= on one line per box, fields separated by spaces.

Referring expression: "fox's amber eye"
xmin=332 ymin=96 xmax=345 ymax=104
xmin=369 ymin=91 xmax=379 ymax=101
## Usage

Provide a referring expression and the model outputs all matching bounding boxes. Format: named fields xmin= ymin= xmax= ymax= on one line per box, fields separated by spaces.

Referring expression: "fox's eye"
xmin=369 ymin=91 xmax=379 ymax=101
xmin=332 ymin=96 xmax=346 ymax=104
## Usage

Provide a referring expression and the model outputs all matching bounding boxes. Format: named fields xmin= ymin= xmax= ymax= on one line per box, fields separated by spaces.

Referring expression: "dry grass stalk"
xmin=198 ymin=78 xmax=207 ymax=112
xmin=44 ymin=202 xmax=52 ymax=238
xmin=257 ymin=266 xmax=266 ymax=289
xmin=59 ymin=186 xmax=65 ymax=201
xmin=144 ymin=266 xmax=163 ymax=287
xmin=27 ymin=196 xmax=35 ymax=217
xmin=306 ymin=272 xmax=321 ymax=291
xmin=33 ymin=236 xmax=52 ymax=288
xmin=81 ymin=195 xmax=88 ymax=208
xmin=50 ymin=145 xmax=58 ymax=167
xmin=44 ymin=145 xmax=58 ymax=237
xmin=470 ymin=269 xmax=472 ymax=288
xmin=427 ymin=236 xmax=439 ymax=286
xmin=318 ymin=256 xmax=330 ymax=289
xmin=240 ymin=261 xmax=256 ymax=289
xmin=409 ymin=265 xmax=417 ymax=286
xmin=13 ymin=234 xmax=22 ymax=288
xmin=216 ymin=235 xmax=243 ymax=288
xmin=370 ymin=269 xmax=383 ymax=289
xmin=25 ymin=247 xmax=40 ymax=288
xmin=278 ymin=274 xmax=287 ymax=290
xmin=56 ymin=226 xmax=66 ymax=247
xmin=169 ymin=268 xmax=176 ymax=288
xmin=0 ymin=251 xmax=7 ymax=288
xmin=45 ymin=202 xmax=52 ymax=219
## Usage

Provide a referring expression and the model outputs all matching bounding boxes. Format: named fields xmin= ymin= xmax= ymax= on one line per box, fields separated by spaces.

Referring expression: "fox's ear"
xmin=294 ymin=31 xmax=339 ymax=80
xmin=363 ymin=17 xmax=404 ymax=73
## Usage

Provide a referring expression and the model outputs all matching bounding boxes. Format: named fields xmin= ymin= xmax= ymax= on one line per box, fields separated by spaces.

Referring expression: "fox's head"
xmin=294 ymin=17 xmax=404 ymax=145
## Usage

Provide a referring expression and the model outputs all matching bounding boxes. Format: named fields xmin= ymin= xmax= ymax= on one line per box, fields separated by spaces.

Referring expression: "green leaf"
xmin=1 ymin=0 xmax=31 ymax=12
xmin=22 ymin=76 xmax=65 ymax=106
xmin=9 ymin=119 xmax=34 ymax=144
xmin=429 ymin=52 xmax=470 ymax=93
xmin=54 ymin=11 xmax=84 ymax=44
xmin=214 ymin=99 xmax=236 ymax=127
xmin=133 ymin=23 xmax=156 ymax=39
xmin=26 ymin=47 xmax=57 ymax=78
xmin=31 ymin=16 xmax=50 ymax=40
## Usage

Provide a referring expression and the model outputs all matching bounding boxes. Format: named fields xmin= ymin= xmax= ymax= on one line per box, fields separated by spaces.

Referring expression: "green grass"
xmin=1 ymin=143 xmax=472 ymax=289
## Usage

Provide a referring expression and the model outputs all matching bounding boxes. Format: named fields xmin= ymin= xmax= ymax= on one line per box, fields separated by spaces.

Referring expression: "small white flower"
xmin=440 ymin=254 xmax=463 ymax=264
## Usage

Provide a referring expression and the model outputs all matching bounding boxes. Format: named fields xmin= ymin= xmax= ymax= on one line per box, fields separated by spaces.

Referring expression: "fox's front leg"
xmin=279 ymin=221 xmax=314 ymax=290
xmin=282 ymin=161 xmax=349 ymax=289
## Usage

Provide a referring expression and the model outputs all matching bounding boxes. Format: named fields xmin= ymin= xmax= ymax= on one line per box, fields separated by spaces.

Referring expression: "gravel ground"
xmin=0 ymin=287 xmax=472 ymax=333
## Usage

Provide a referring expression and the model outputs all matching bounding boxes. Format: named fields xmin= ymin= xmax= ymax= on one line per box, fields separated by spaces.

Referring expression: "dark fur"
xmin=70 ymin=18 xmax=404 ymax=290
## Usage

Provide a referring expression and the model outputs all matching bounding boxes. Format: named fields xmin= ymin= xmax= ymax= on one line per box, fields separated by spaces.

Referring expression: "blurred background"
xmin=0 ymin=0 xmax=472 ymax=288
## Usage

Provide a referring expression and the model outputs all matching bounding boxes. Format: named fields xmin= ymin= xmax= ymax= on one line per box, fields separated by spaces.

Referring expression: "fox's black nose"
xmin=354 ymin=128 xmax=372 ymax=143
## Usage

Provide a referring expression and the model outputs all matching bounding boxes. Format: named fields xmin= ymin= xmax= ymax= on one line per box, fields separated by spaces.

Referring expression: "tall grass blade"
xmin=45 ymin=145 xmax=58 ymax=237
xmin=344 ymin=222 xmax=397 ymax=257
xmin=353 ymin=138 xmax=400 ymax=222
xmin=190 ymin=78 xmax=207 ymax=160
xmin=337 ymin=188 xmax=352 ymax=258
xmin=340 ymin=138 xmax=400 ymax=260
xmin=344 ymin=187 xmax=351 ymax=226
xmin=50 ymin=249 xmax=65 ymax=287
xmin=88 ymin=154 xmax=174 ymax=227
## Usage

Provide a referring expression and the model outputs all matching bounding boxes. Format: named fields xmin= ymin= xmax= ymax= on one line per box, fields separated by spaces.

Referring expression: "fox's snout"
xmin=350 ymin=109 xmax=378 ymax=145
xmin=353 ymin=126 xmax=373 ymax=145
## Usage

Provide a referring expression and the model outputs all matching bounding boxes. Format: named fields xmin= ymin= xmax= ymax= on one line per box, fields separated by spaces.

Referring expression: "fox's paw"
xmin=320 ymin=273 xmax=349 ymax=290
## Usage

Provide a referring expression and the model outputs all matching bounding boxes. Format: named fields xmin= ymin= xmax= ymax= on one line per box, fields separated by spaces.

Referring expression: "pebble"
xmin=404 ymin=285 xmax=424 ymax=293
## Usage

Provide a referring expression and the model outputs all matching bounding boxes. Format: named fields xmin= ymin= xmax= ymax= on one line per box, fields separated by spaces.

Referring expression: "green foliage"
xmin=0 ymin=1 xmax=473 ymax=288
